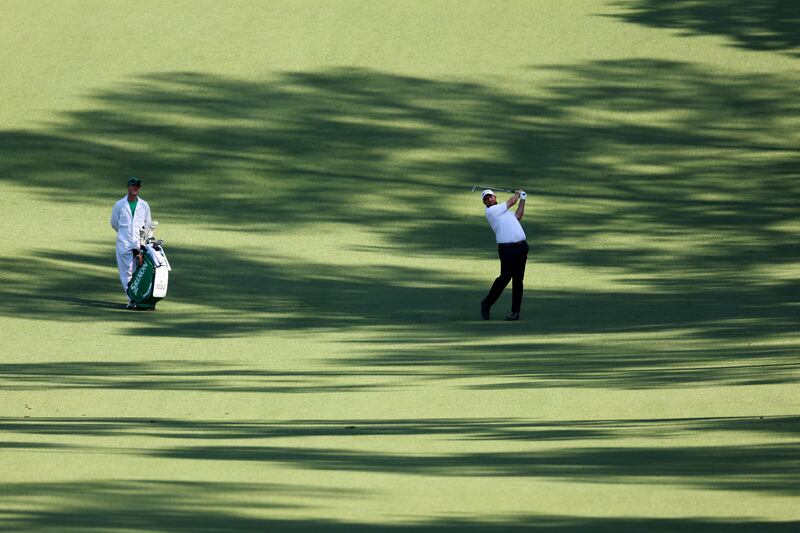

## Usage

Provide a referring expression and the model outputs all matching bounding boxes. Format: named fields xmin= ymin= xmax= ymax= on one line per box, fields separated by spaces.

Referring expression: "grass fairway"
xmin=1 ymin=0 xmax=799 ymax=530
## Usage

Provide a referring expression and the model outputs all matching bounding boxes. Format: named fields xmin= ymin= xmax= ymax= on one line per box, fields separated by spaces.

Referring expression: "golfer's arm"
xmin=515 ymin=199 xmax=525 ymax=221
xmin=505 ymin=192 xmax=520 ymax=209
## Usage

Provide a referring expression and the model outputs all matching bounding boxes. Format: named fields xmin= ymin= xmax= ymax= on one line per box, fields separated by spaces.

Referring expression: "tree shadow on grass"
xmin=0 ymin=243 xmax=484 ymax=337
xmin=2 ymin=416 xmax=798 ymax=530
xmin=2 ymin=415 xmax=799 ymax=496
xmin=1 ymin=62 xmax=797 ymax=258
xmin=2 ymin=479 xmax=797 ymax=532
xmin=2 ymin=242 xmax=797 ymax=388
xmin=3 ymin=414 xmax=798 ymax=441
xmin=344 ymin=340 xmax=800 ymax=389
xmin=0 ymin=360 xmax=385 ymax=393
xmin=0 ymin=61 xmax=798 ymax=388
xmin=148 ymin=442 xmax=800 ymax=495
xmin=607 ymin=0 xmax=800 ymax=55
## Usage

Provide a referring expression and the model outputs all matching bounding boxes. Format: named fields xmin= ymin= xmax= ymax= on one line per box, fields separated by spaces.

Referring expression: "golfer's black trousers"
xmin=485 ymin=240 xmax=529 ymax=313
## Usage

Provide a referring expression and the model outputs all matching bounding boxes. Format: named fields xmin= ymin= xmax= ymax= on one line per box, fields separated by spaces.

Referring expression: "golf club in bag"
xmin=127 ymin=221 xmax=171 ymax=310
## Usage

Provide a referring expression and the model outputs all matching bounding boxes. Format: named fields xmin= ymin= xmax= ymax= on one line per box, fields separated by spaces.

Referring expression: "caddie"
xmin=110 ymin=177 xmax=152 ymax=309
xmin=480 ymin=189 xmax=528 ymax=321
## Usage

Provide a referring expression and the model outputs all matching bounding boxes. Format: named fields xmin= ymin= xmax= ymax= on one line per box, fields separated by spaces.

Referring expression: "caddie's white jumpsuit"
xmin=110 ymin=196 xmax=152 ymax=295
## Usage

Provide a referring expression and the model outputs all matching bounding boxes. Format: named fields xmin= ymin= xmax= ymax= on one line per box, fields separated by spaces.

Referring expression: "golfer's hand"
xmin=137 ymin=255 xmax=144 ymax=267
xmin=519 ymin=191 xmax=527 ymax=201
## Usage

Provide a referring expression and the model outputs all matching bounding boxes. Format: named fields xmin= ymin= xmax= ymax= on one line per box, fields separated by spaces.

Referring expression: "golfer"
xmin=111 ymin=177 xmax=152 ymax=308
xmin=480 ymin=189 xmax=528 ymax=321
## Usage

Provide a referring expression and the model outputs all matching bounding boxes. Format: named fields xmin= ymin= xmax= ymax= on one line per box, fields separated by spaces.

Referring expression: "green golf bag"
xmin=127 ymin=224 xmax=171 ymax=310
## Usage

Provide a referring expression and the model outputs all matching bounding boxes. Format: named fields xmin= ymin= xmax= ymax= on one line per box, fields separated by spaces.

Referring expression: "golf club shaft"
xmin=472 ymin=185 xmax=517 ymax=193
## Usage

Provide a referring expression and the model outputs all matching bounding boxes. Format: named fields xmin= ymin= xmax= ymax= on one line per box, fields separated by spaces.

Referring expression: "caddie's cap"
xmin=127 ymin=177 xmax=142 ymax=187
xmin=481 ymin=189 xmax=495 ymax=199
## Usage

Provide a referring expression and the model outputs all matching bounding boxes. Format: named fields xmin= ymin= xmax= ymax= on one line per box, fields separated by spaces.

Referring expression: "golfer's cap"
xmin=127 ymin=177 xmax=142 ymax=187
xmin=481 ymin=189 xmax=495 ymax=199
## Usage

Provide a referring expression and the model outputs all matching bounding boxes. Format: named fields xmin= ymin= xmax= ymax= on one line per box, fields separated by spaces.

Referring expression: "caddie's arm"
xmin=110 ymin=203 xmax=120 ymax=231
xmin=515 ymin=191 xmax=527 ymax=221
xmin=505 ymin=191 xmax=521 ymax=209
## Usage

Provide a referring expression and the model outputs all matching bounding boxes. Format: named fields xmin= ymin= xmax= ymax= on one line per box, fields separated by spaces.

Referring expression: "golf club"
xmin=470 ymin=185 xmax=518 ymax=193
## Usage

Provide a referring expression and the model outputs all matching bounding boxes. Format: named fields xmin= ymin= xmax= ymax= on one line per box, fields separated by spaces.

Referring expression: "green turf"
xmin=1 ymin=0 xmax=798 ymax=530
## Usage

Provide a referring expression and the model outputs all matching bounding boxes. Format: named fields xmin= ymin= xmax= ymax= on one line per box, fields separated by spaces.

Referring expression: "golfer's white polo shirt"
xmin=486 ymin=203 xmax=526 ymax=244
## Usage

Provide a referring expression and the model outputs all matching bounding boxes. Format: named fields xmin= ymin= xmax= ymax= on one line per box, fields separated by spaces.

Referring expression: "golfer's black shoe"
xmin=480 ymin=299 xmax=490 ymax=320
xmin=505 ymin=312 xmax=520 ymax=321
xmin=126 ymin=301 xmax=137 ymax=310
